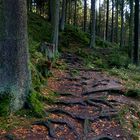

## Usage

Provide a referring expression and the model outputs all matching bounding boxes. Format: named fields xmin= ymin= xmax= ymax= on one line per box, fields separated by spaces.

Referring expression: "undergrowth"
xmin=117 ymin=105 xmax=140 ymax=139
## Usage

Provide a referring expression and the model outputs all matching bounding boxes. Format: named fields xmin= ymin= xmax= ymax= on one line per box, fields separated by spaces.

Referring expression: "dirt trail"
xmin=2 ymin=52 xmax=139 ymax=140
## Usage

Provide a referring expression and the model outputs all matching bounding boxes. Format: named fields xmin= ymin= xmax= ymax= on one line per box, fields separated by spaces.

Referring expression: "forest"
xmin=0 ymin=0 xmax=140 ymax=139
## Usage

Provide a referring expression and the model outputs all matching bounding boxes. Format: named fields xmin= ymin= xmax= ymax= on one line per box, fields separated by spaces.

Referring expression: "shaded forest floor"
xmin=0 ymin=45 xmax=140 ymax=140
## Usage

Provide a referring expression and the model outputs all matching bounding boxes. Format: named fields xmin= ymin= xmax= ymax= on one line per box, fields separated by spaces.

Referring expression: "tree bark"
xmin=129 ymin=0 xmax=134 ymax=60
xmin=115 ymin=0 xmax=119 ymax=43
xmin=60 ymin=0 xmax=66 ymax=31
xmin=73 ymin=0 xmax=77 ymax=26
xmin=48 ymin=0 xmax=52 ymax=22
xmin=111 ymin=0 xmax=114 ymax=42
xmin=0 ymin=0 xmax=30 ymax=112
xmin=120 ymin=0 xmax=124 ymax=47
xmin=98 ymin=0 xmax=101 ymax=37
xmin=83 ymin=0 xmax=87 ymax=32
xmin=106 ymin=0 xmax=109 ymax=41
xmin=68 ymin=0 xmax=72 ymax=24
xmin=51 ymin=0 xmax=60 ymax=54
xmin=90 ymin=0 xmax=96 ymax=48
xmin=133 ymin=0 xmax=139 ymax=65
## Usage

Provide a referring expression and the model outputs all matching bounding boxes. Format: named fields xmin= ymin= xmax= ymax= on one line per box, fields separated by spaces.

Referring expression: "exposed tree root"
xmin=82 ymin=87 xmax=124 ymax=96
xmin=82 ymin=79 xmax=109 ymax=86
xmin=86 ymin=98 xmax=114 ymax=108
xmin=46 ymin=108 xmax=99 ymax=121
xmin=62 ymin=83 xmax=81 ymax=87
xmin=85 ymin=100 xmax=102 ymax=110
xmin=57 ymin=92 xmax=79 ymax=97
xmin=83 ymin=119 xmax=90 ymax=140
xmin=92 ymin=135 xmax=114 ymax=140
xmin=55 ymin=99 xmax=86 ymax=106
xmin=33 ymin=118 xmax=80 ymax=139
xmin=33 ymin=121 xmax=55 ymax=138
xmin=99 ymin=109 xmax=118 ymax=119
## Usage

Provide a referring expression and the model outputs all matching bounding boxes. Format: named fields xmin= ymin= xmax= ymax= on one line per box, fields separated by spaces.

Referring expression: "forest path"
xmin=2 ymin=52 xmax=139 ymax=140
xmin=32 ymin=52 xmax=134 ymax=140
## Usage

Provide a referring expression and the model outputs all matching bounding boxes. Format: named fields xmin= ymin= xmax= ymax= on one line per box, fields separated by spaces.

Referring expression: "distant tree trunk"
xmin=120 ymin=0 xmax=124 ymax=47
xmin=133 ymin=0 xmax=139 ymax=65
xmin=27 ymin=0 xmax=32 ymax=11
xmin=95 ymin=10 xmax=98 ymax=34
xmin=83 ymin=0 xmax=87 ymax=32
xmin=106 ymin=0 xmax=109 ymax=41
xmin=48 ymin=0 xmax=52 ymax=21
xmin=51 ymin=0 xmax=60 ymax=54
xmin=0 ymin=0 xmax=30 ymax=113
xmin=111 ymin=0 xmax=114 ymax=42
xmin=103 ymin=1 xmax=106 ymax=40
xmin=65 ymin=0 xmax=68 ymax=24
xmin=129 ymin=0 xmax=134 ymax=59
xmin=115 ymin=0 xmax=119 ymax=43
xmin=73 ymin=0 xmax=77 ymax=26
xmin=68 ymin=0 xmax=72 ymax=24
xmin=98 ymin=0 xmax=101 ymax=36
xmin=60 ymin=0 xmax=66 ymax=31
xmin=90 ymin=0 xmax=96 ymax=48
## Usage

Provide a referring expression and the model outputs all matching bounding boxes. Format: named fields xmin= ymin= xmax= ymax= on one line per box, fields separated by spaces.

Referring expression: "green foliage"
xmin=28 ymin=40 xmax=49 ymax=90
xmin=117 ymin=106 xmax=140 ymax=139
xmin=41 ymin=91 xmax=58 ymax=104
xmin=96 ymin=36 xmax=119 ymax=48
xmin=0 ymin=92 xmax=11 ymax=116
xmin=108 ymin=67 xmax=140 ymax=97
xmin=27 ymin=91 xmax=45 ymax=117
xmin=107 ymin=50 xmax=130 ymax=68
xmin=59 ymin=32 xmax=70 ymax=48
xmin=64 ymin=25 xmax=90 ymax=45
xmin=28 ymin=13 xmax=52 ymax=42
xmin=126 ymin=89 xmax=140 ymax=97
xmin=70 ymin=69 xmax=80 ymax=77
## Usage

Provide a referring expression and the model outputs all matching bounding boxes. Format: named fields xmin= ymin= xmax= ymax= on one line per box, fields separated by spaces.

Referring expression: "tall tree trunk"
xmin=65 ymin=0 xmax=68 ymax=24
xmin=103 ymin=1 xmax=106 ymax=40
xmin=90 ymin=0 xmax=96 ymax=48
xmin=111 ymin=0 xmax=114 ymax=42
xmin=68 ymin=0 xmax=72 ymax=24
xmin=133 ymin=0 xmax=139 ymax=65
xmin=95 ymin=10 xmax=98 ymax=34
xmin=129 ymin=0 xmax=134 ymax=59
xmin=73 ymin=0 xmax=77 ymax=26
xmin=98 ymin=0 xmax=101 ymax=37
xmin=120 ymin=0 xmax=124 ymax=47
xmin=115 ymin=0 xmax=119 ymax=43
xmin=106 ymin=0 xmax=109 ymax=41
xmin=51 ymin=0 xmax=60 ymax=54
xmin=48 ymin=0 xmax=52 ymax=22
xmin=27 ymin=0 xmax=31 ymax=11
xmin=83 ymin=0 xmax=87 ymax=32
xmin=60 ymin=0 xmax=66 ymax=31
xmin=0 ymin=0 xmax=30 ymax=113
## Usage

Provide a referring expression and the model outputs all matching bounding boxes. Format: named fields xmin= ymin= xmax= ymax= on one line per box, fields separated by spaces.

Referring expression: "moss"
xmin=64 ymin=25 xmax=90 ymax=45
xmin=27 ymin=91 xmax=45 ymax=118
xmin=0 ymin=92 xmax=11 ymax=116
xmin=28 ymin=13 xmax=52 ymax=42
